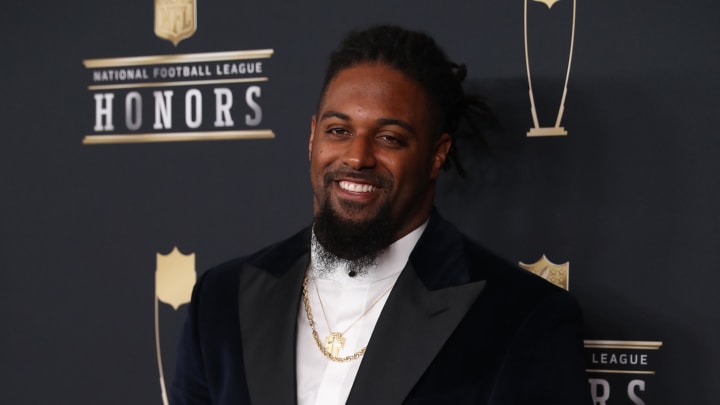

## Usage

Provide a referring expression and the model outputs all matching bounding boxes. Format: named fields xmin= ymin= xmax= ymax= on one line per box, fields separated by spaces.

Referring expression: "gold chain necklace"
xmin=301 ymin=275 xmax=392 ymax=362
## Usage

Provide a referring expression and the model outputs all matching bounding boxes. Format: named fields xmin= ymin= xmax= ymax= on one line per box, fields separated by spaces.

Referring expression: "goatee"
xmin=313 ymin=197 xmax=393 ymax=276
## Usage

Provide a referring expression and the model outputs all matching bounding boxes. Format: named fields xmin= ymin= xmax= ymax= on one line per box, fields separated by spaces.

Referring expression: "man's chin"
xmin=331 ymin=212 xmax=378 ymax=226
xmin=314 ymin=197 xmax=393 ymax=262
xmin=330 ymin=197 xmax=383 ymax=222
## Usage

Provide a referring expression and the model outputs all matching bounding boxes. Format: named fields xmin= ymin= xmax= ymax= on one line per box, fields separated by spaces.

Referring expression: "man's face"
xmin=309 ymin=63 xmax=451 ymax=245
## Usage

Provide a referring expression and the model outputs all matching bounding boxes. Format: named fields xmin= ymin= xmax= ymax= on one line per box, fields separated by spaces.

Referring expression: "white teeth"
xmin=339 ymin=181 xmax=376 ymax=193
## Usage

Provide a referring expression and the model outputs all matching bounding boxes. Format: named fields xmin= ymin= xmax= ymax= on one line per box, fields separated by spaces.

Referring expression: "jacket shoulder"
xmin=460 ymin=234 xmax=578 ymax=317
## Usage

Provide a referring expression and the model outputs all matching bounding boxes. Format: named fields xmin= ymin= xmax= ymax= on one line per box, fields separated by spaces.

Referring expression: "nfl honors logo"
xmin=155 ymin=0 xmax=197 ymax=46
xmin=83 ymin=0 xmax=274 ymax=145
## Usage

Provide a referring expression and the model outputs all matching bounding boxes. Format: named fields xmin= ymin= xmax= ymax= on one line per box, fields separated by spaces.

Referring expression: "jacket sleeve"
xmin=489 ymin=291 xmax=593 ymax=405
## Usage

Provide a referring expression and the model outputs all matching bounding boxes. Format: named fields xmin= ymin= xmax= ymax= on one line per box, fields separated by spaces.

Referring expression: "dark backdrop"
xmin=2 ymin=0 xmax=718 ymax=403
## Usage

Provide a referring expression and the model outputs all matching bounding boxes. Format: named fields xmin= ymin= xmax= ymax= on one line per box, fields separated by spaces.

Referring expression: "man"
xmin=171 ymin=25 xmax=591 ymax=404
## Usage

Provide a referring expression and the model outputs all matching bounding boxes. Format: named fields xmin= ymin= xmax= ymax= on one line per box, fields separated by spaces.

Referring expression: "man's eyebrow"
xmin=319 ymin=112 xmax=415 ymax=133
xmin=320 ymin=111 xmax=350 ymax=121
xmin=377 ymin=118 xmax=414 ymax=133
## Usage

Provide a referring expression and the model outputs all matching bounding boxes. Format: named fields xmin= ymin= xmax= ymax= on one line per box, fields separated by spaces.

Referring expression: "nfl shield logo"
xmin=155 ymin=247 xmax=196 ymax=309
xmin=155 ymin=0 xmax=197 ymax=46
xmin=519 ymin=254 xmax=570 ymax=290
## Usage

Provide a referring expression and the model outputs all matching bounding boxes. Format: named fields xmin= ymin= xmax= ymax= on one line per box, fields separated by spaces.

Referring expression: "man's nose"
xmin=342 ymin=135 xmax=376 ymax=170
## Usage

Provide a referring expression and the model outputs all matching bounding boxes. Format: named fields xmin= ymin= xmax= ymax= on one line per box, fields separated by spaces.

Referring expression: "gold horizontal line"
xmin=82 ymin=130 xmax=275 ymax=145
xmin=586 ymin=369 xmax=656 ymax=375
xmin=83 ymin=49 xmax=274 ymax=68
xmin=584 ymin=340 xmax=663 ymax=350
xmin=88 ymin=77 xmax=268 ymax=91
xmin=527 ymin=127 xmax=568 ymax=137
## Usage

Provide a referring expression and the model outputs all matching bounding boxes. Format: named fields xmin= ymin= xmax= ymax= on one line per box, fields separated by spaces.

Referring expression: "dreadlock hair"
xmin=318 ymin=25 xmax=493 ymax=177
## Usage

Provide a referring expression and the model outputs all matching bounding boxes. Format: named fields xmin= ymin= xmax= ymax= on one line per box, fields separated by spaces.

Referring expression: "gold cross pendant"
xmin=324 ymin=332 xmax=346 ymax=357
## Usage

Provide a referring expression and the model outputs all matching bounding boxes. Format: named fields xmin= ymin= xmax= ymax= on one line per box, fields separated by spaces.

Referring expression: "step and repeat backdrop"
xmin=2 ymin=0 xmax=718 ymax=403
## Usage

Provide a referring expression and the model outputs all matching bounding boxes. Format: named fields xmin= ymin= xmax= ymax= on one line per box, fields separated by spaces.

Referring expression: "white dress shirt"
xmin=296 ymin=222 xmax=427 ymax=405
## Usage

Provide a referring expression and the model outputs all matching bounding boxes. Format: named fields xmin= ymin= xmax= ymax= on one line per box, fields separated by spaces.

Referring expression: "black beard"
xmin=313 ymin=196 xmax=393 ymax=272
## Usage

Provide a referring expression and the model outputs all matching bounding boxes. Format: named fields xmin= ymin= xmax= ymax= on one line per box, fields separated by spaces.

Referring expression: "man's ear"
xmin=309 ymin=115 xmax=317 ymax=161
xmin=430 ymin=133 xmax=451 ymax=179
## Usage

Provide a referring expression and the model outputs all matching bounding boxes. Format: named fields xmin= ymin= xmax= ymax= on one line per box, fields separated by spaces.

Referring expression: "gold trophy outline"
xmin=524 ymin=0 xmax=577 ymax=137
xmin=155 ymin=247 xmax=197 ymax=405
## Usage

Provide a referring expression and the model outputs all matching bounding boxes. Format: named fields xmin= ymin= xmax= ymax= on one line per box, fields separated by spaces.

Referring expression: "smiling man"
xmin=310 ymin=62 xmax=450 ymax=274
xmin=171 ymin=26 xmax=592 ymax=405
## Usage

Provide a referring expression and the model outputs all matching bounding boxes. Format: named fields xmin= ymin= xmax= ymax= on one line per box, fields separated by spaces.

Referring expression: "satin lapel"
xmin=237 ymin=253 xmax=308 ymax=405
xmin=346 ymin=264 xmax=486 ymax=405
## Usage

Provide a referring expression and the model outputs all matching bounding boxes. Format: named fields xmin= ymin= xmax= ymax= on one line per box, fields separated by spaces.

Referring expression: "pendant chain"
xmin=302 ymin=275 xmax=393 ymax=362
xmin=313 ymin=275 xmax=393 ymax=336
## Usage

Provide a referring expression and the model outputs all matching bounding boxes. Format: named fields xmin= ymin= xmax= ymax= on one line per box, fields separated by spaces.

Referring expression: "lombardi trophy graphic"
xmin=524 ymin=0 xmax=577 ymax=137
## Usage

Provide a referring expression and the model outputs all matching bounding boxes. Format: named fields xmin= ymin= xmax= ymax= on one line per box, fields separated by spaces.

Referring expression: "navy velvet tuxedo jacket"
xmin=170 ymin=211 xmax=592 ymax=404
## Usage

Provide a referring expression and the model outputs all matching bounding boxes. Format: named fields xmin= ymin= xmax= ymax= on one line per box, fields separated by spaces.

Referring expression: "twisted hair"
xmin=319 ymin=25 xmax=493 ymax=177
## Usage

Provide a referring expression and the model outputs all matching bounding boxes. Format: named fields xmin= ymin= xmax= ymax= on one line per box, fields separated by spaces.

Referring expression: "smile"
xmin=338 ymin=180 xmax=377 ymax=193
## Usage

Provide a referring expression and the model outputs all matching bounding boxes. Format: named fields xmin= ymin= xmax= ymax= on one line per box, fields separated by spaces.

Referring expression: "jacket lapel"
xmin=237 ymin=251 xmax=309 ymax=405
xmin=347 ymin=211 xmax=487 ymax=404
xmin=346 ymin=264 xmax=485 ymax=405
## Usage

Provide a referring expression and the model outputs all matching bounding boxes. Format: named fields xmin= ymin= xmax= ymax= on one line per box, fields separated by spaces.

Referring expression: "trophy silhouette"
xmin=524 ymin=0 xmax=577 ymax=137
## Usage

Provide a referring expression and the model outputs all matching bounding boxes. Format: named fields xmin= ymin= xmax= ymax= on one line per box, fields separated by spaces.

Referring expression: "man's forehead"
xmin=319 ymin=65 xmax=429 ymax=106
xmin=316 ymin=64 xmax=439 ymax=135
xmin=323 ymin=63 xmax=417 ymax=93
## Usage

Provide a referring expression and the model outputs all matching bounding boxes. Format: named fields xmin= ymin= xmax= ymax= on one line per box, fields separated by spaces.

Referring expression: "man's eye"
xmin=327 ymin=128 xmax=350 ymax=136
xmin=378 ymin=135 xmax=404 ymax=146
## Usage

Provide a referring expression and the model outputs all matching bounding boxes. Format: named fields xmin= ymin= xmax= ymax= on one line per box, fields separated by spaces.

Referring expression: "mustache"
xmin=323 ymin=169 xmax=392 ymax=189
